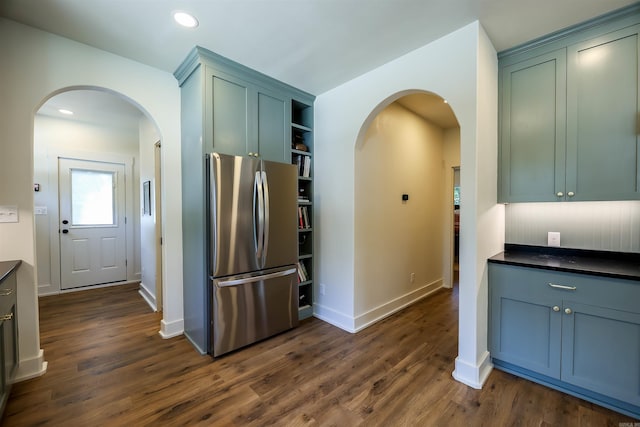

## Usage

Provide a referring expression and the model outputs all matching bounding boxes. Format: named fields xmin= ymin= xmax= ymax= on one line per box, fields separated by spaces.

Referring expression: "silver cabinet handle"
xmin=0 ymin=289 xmax=13 ymax=296
xmin=565 ymin=308 xmax=572 ymax=315
xmin=548 ymin=282 xmax=577 ymax=291
xmin=0 ymin=313 xmax=13 ymax=321
xmin=552 ymin=305 xmax=560 ymax=312
xmin=556 ymin=191 xmax=564 ymax=197
xmin=567 ymin=191 xmax=575 ymax=197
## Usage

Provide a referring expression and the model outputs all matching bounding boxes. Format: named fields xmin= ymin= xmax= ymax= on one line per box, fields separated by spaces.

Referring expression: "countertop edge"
xmin=0 ymin=260 xmax=22 ymax=284
xmin=488 ymin=245 xmax=640 ymax=282
xmin=487 ymin=256 xmax=640 ymax=282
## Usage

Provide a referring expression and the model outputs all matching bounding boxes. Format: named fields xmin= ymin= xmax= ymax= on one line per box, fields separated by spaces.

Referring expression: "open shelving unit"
xmin=291 ymin=99 xmax=314 ymax=320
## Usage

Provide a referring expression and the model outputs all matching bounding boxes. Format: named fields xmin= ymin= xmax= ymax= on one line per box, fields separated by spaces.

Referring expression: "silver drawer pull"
xmin=548 ymin=282 xmax=577 ymax=291
xmin=0 ymin=313 xmax=13 ymax=321
xmin=0 ymin=289 xmax=13 ymax=296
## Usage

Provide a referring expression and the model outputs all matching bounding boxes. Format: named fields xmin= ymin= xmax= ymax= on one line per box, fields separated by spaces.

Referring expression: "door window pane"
xmin=71 ymin=169 xmax=115 ymax=225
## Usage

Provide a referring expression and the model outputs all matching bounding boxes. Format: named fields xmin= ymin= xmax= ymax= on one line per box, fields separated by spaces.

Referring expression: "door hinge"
xmin=126 ymin=259 xmax=128 ymax=266
xmin=125 ymin=216 xmax=127 ymax=224
xmin=160 ymin=237 xmax=163 ymax=245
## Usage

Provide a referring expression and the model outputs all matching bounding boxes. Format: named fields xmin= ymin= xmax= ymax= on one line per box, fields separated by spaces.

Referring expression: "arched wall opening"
xmin=33 ymin=86 xmax=163 ymax=310
xmin=312 ymin=22 xmax=503 ymax=389
xmin=354 ymin=90 xmax=460 ymax=327
xmin=0 ymin=18 xmax=183 ymax=382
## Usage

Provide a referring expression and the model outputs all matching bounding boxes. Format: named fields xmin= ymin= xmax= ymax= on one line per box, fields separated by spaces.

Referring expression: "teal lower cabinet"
xmin=489 ymin=263 xmax=640 ymax=419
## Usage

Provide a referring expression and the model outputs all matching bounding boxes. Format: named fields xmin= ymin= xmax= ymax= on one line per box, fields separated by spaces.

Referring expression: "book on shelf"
xmin=302 ymin=206 xmax=310 ymax=228
xmin=297 ymin=206 xmax=310 ymax=229
xmin=297 ymin=261 xmax=308 ymax=282
xmin=293 ymin=153 xmax=311 ymax=178
xmin=302 ymin=155 xmax=311 ymax=178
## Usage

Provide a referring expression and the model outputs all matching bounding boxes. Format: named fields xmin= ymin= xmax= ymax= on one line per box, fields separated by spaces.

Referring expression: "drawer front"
xmin=489 ymin=263 xmax=640 ymax=314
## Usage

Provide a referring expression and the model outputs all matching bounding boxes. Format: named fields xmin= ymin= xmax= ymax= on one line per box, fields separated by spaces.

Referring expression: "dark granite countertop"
xmin=488 ymin=244 xmax=640 ymax=282
xmin=0 ymin=260 xmax=21 ymax=284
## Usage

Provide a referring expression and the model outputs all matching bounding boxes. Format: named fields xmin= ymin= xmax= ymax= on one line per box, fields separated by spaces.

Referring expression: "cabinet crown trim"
xmin=498 ymin=3 xmax=640 ymax=60
xmin=174 ymin=46 xmax=315 ymax=104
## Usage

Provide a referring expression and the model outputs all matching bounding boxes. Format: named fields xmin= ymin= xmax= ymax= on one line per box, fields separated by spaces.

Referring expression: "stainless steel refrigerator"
xmin=207 ymin=152 xmax=299 ymax=357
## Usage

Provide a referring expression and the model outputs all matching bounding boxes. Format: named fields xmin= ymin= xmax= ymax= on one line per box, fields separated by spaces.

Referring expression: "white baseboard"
xmin=37 ymin=282 xmax=58 ymax=297
xmin=313 ymin=280 xmax=444 ymax=334
xmin=159 ymin=318 xmax=183 ymax=339
xmin=354 ymin=279 xmax=443 ymax=332
xmin=312 ymin=303 xmax=356 ymax=333
xmin=452 ymin=350 xmax=493 ymax=389
xmin=138 ymin=282 xmax=157 ymax=311
xmin=15 ymin=349 xmax=48 ymax=383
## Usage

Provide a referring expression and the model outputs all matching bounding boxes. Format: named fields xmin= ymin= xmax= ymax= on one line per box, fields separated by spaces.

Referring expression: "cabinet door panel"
xmin=567 ymin=26 xmax=640 ymax=200
xmin=489 ymin=265 xmax=562 ymax=378
xmin=210 ymin=74 xmax=250 ymax=157
xmin=500 ymin=50 xmax=566 ymax=202
xmin=561 ymin=301 xmax=640 ymax=406
xmin=257 ymin=90 xmax=288 ymax=162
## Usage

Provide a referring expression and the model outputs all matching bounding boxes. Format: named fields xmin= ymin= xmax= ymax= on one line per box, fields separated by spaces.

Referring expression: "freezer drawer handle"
xmin=548 ymin=282 xmax=577 ymax=291
xmin=215 ymin=268 xmax=297 ymax=288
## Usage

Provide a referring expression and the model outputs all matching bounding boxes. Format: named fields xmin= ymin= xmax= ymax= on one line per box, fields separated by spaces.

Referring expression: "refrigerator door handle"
xmin=215 ymin=267 xmax=296 ymax=287
xmin=254 ymin=171 xmax=265 ymax=261
xmin=261 ymin=170 xmax=270 ymax=267
xmin=208 ymin=153 xmax=219 ymax=278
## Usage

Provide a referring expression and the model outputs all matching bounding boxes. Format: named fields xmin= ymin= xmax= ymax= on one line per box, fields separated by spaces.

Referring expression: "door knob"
xmin=556 ymin=191 xmax=564 ymax=197
xmin=564 ymin=308 xmax=572 ymax=314
xmin=567 ymin=192 xmax=575 ymax=197
xmin=62 ymin=220 xmax=69 ymax=224
xmin=552 ymin=306 xmax=560 ymax=312
xmin=62 ymin=229 xmax=69 ymax=234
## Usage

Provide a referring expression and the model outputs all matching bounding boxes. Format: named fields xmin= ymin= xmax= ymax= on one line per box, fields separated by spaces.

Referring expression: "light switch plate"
xmin=548 ymin=231 xmax=561 ymax=247
xmin=0 ymin=206 xmax=18 ymax=223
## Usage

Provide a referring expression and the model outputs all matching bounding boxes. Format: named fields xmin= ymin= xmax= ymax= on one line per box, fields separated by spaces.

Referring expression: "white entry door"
xmin=59 ymin=158 xmax=127 ymax=289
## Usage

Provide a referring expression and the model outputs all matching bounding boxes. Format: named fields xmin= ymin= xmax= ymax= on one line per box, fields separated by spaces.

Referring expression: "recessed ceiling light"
xmin=443 ymin=99 xmax=448 ymax=104
xmin=173 ymin=11 xmax=199 ymax=28
xmin=58 ymin=109 xmax=74 ymax=115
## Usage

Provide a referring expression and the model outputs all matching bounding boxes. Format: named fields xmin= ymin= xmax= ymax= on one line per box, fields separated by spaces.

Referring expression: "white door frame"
xmin=47 ymin=149 xmax=135 ymax=294
xmin=154 ymin=141 xmax=163 ymax=312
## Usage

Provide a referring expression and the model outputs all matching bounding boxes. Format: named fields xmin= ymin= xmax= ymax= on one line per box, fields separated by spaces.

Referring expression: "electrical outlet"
xmin=319 ymin=283 xmax=326 ymax=296
xmin=548 ymin=231 xmax=561 ymax=247
xmin=410 ymin=273 xmax=415 ymax=283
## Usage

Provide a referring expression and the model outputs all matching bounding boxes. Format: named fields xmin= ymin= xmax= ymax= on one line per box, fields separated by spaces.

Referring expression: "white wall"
xmin=0 ymin=18 xmax=183 ymax=381
xmin=139 ymin=117 xmax=160 ymax=308
xmin=34 ymin=114 xmax=141 ymax=295
xmin=354 ymin=102 xmax=445 ymax=328
xmin=314 ymin=21 xmax=503 ymax=389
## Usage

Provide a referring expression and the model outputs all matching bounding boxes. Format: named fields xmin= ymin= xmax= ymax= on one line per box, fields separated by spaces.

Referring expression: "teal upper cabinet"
xmin=499 ymin=8 xmax=640 ymax=203
xmin=208 ymin=72 xmax=250 ymax=158
xmin=175 ymin=46 xmax=309 ymax=163
xmin=566 ymin=25 xmax=640 ymax=201
xmin=500 ymin=50 xmax=566 ymax=202
xmin=205 ymin=67 xmax=290 ymax=162
xmin=255 ymin=88 xmax=288 ymax=162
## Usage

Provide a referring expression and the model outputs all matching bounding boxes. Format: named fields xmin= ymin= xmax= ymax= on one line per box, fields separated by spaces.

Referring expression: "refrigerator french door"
xmin=207 ymin=152 xmax=298 ymax=357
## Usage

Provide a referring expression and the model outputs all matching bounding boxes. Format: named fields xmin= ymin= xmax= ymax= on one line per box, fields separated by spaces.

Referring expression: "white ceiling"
xmin=0 ymin=0 xmax=636 ymax=96
xmin=38 ymin=89 xmax=144 ymax=129
xmin=3 ymin=0 xmax=635 ymax=129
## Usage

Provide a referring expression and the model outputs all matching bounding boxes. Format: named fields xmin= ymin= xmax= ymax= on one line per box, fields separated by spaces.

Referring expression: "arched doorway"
xmin=353 ymin=90 xmax=460 ymax=327
xmin=33 ymin=87 xmax=164 ymax=312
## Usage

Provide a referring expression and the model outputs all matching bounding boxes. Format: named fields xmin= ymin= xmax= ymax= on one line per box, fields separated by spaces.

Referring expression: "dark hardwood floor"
xmin=3 ymin=282 xmax=636 ymax=426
